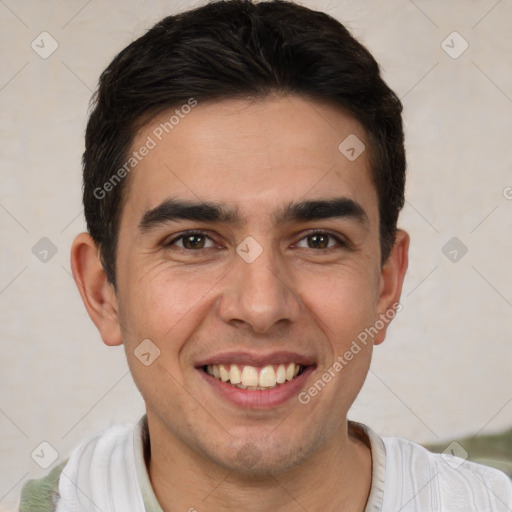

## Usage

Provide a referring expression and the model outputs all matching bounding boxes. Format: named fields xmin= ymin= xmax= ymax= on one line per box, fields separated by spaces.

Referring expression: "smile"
xmin=196 ymin=351 xmax=316 ymax=408
xmin=204 ymin=363 xmax=303 ymax=390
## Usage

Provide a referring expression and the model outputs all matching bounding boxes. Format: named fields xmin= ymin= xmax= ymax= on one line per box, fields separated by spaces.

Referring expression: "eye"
xmin=166 ymin=231 xmax=216 ymax=250
xmin=296 ymin=232 xmax=344 ymax=250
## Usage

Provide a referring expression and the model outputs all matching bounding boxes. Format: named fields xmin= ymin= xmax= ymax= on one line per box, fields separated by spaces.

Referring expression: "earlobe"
xmin=70 ymin=232 xmax=123 ymax=346
xmin=373 ymin=229 xmax=410 ymax=345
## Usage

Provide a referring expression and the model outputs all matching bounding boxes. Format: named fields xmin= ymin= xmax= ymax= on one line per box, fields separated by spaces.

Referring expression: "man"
xmin=19 ymin=1 xmax=512 ymax=510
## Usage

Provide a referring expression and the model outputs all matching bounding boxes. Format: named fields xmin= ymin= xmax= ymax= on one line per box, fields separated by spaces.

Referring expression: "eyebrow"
xmin=276 ymin=198 xmax=369 ymax=226
xmin=138 ymin=197 xmax=369 ymax=233
xmin=138 ymin=199 xmax=238 ymax=232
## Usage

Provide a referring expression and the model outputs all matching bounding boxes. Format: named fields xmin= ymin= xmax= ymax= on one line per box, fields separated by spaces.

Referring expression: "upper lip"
xmin=195 ymin=351 xmax=316 ymax=368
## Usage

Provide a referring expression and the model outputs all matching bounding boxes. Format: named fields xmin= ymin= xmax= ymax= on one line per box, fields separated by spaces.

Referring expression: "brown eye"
xmin=167 ymin=232 xmax=216 ymax=250
xmin=181 ymin=234 xmax=206 ymax=249
xmin=307 ymin=233 xmax=330 ymax=249
xmin=297 ymin=232 xmax=341 ymax=250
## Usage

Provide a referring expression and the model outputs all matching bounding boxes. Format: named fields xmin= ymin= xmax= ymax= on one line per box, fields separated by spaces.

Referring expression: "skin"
xmin=71 ymin=95 xmax=409 ymax=512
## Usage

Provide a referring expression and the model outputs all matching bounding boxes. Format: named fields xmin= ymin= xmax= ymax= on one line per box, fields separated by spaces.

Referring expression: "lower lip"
xmin=198 ymin=366 xmax=316 ymax=409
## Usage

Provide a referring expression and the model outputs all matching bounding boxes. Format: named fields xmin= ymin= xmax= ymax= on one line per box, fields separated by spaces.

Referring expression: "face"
xmin=82 ymin=95 xmax=407 ymax=475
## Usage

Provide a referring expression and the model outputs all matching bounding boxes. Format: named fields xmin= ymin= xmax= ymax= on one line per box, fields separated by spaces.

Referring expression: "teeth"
xmin=276 ymin=364 xmax=286 ymax=384
xmin=205 ymin=362 xmax=303 ymax=389
xmin=229 ymin=365 xmax=241 ymax=384
xmin=259 ymin=365 xmax=276 ymax=387
xmin=219 ymin=364 xmax=230 ymax=382
xmin=241 ymin=366 xmax=259 ymax=387
xmin=285 ymin=363 xmax=295 ymax=381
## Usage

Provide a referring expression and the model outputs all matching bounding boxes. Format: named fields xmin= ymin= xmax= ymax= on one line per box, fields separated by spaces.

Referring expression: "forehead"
xmin=121 ymin=95 xmax=378 ymax=226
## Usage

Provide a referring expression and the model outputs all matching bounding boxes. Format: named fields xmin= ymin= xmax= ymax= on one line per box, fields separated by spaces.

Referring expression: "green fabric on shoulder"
xmin=424 ymin=428 xmax=512 ymax=478
xmin=19 ymin=459 xmax=68 ymax=512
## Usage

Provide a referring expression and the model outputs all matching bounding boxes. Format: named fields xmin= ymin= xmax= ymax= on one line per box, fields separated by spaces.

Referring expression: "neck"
xmin=145 ymin=417 xmax=372 ymax=512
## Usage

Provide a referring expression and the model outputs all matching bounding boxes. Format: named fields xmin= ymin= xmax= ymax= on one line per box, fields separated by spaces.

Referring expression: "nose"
xmin=218 ymin=243 xmax=301 ymax=334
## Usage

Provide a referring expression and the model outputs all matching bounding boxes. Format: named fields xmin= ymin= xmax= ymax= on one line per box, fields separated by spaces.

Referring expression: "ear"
xmin=373 ymin=229 xmax=409 ymax=346
xmin=70 ymin=232 xmax=123 ymax=346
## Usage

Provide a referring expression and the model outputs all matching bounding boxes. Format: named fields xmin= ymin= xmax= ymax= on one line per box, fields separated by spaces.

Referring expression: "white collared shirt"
xmin=19 ymin=415 xmax=512 ymax=511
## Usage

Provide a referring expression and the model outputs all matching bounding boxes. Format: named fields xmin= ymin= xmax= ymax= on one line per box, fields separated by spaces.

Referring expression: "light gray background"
xmin=1 ymin=0 xmax=511 ymax=509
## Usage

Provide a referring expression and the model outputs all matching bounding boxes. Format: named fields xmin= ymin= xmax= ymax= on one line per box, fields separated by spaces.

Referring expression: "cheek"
xmin=117 ymin=265 xmax=220 ymax=354
xmin=295 ymin=263 xmax=380 ymax=341
xmin=117 ymin=269 xmax=221 ymax=407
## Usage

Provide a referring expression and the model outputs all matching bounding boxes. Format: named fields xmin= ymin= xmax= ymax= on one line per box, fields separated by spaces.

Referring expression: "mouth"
xmin=202 ymin=362 xmax=305 ymax=390
xmin=196 ymin=352 xmax=316 ymax=408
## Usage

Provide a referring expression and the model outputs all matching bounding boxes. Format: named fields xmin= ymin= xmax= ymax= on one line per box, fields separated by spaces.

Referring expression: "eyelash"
xmin=296 ymin=231 xmax=347 ymax=250
xmin=164 ymin=230 xmax=217 ymax=249
xmin=164 ymin=230 xmax=347 ymax=251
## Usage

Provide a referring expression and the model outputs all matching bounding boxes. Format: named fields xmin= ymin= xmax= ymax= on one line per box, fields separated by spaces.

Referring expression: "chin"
xmin=207 ymin=434 xmax=319 ymax=477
